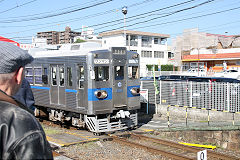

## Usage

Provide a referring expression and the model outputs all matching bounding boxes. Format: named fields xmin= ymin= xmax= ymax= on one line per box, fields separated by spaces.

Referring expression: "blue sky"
xmin=0 ymin=0 xmax=240 ymax=44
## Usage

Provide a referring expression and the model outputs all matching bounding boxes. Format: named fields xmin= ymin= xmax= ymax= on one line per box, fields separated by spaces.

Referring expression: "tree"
xmin=74 ymin=39 xmax=86 ymax=43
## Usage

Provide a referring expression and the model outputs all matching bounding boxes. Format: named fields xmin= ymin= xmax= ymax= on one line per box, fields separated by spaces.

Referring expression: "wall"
xmin=101 ymin=34 xmax=125 ymax=48
xmin=155 ymin=130 xmax=240 ymax=151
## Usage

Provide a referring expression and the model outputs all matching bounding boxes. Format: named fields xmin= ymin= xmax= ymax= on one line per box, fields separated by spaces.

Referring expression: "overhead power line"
xmin=0 ymin=0 xmax=113 ymax=23
xmin=0 ymin=0 xmax=154 ymax=27
xmin=74 ymin=0 xmax=197 ymax=30
xmin=98 ymin=0 xmax=216 ymax=32
xmin=0 ymin=0 xmax=156 ymax=35
xmin=130 ymin=6 xmax=240 ymax=30
xmin=0 ymin=0 xmax=37 ymax=14
xmin=3 ymin=0 xmax=98 ymax=19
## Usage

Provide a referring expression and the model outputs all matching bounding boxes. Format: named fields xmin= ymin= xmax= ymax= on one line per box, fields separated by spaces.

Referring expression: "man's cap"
xmin=0 ymin=41 xmax=34 ymax=74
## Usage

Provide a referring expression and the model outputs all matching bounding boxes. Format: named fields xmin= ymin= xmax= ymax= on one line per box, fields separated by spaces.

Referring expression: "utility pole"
xmin=122 ymin=6 xmax=127 ymax=47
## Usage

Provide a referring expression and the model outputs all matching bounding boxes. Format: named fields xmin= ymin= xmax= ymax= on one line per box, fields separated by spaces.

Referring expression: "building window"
xmin=141 ymin=36 xmax=152 ymax=47
xmin=168 ymin=52 xmax=174 ymax=59
xmin=130 ymin=35 xmax=138 ymax=46
xmin=154 ymin=51 xmax=164 ymax=58
xmin=160 ymin=38 xmax=167 ymax=45
xmin=141 ymin=50 xmax=152 ymax=58
xmin=154 ymin=38 xmax=159 ymax=44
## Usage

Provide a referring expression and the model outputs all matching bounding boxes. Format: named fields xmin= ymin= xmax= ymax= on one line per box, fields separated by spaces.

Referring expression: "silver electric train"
xmin=26 ymin=43 xmax=140 ymax=134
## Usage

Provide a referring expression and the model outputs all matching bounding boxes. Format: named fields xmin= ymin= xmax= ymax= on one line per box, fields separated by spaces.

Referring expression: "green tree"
xmin=74 ymin=39 xmax=86 ymax=43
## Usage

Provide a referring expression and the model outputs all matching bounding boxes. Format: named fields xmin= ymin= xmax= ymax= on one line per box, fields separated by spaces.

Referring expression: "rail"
xmin=111 ymin=133 xmax=239 ymax=160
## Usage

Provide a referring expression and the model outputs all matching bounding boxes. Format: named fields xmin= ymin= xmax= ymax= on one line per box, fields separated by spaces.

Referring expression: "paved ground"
xmin=45 ymin=113 xmax=240 ymax=159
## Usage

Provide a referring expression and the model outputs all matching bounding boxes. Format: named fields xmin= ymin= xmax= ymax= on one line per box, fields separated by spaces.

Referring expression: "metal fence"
xmin=141 ymin=80 xmax=240 ymax=113
xmin=141 ymin=71 xmax=216 ymax=78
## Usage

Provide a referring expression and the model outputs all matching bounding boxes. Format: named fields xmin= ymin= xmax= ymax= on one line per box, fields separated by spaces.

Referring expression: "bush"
xmin=74 ymin=39 xmax=86 ymax=43
xmin=161 ymin=64 xmax=173 ymax=71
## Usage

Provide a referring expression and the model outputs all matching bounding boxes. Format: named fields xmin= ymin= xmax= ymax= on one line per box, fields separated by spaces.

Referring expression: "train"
xmin=26 ymin=42 xmax=140 ymax=134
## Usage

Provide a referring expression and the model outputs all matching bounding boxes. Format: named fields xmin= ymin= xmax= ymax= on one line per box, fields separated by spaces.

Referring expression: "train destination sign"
xmin=94 ymin=59 xmax=110 ymax=64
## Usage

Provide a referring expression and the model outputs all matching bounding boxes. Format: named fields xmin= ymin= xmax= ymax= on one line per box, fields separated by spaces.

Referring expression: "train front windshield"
xmin=128 ymin=66 xmax=139 ymax=79
xmin=94 ymin=66 xmax=109 ymax=81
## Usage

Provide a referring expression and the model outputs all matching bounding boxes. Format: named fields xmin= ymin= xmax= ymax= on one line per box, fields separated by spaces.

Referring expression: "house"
xmin=172 ymin=28 xmax=240 ymax=72
xmin=99 ymin=30 xmax=170 ymax=77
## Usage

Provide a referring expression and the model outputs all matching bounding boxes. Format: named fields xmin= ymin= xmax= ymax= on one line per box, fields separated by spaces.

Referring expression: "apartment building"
xmin=99 ymin=30 xmax=170 ymax=77
xmin=37 ymin=26 xmax=81 ymax=45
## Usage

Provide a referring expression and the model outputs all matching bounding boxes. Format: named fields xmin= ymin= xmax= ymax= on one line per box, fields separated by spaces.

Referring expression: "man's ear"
xmin=15 ymin=67 xmax=24 ymax=85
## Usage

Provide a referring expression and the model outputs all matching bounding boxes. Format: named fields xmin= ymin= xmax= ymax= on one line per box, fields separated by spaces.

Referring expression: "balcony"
xmin=126 ymin=40 xmax=138 ymax=46
xmin=141 ymin=42 xmax=152 ymax=48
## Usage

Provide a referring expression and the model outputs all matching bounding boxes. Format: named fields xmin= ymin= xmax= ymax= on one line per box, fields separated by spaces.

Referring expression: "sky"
xmin=0 ymin=0 xmax=240 ymax=44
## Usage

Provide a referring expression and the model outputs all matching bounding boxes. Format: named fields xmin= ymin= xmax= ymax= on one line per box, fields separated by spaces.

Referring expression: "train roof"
xmin=30 ymin=42 xmax=106 ymax=58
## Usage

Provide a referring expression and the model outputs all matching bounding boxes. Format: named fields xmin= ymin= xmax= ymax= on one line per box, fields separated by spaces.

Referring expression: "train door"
xmin=77 ymin=65 xmax=85 ymax=107
xmin=50 ymin=65 xmax=66 ymax=105
xmin=113 ymin=66 xmax=127 ymax=107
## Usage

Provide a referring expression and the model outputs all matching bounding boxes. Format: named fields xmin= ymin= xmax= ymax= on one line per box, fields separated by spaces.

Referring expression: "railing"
xmin=141 ymin=43 xmax=152 ymax=47
xmin=141 ymin=80 xmax=240 ymax=113
xmin=141 ymin=71 xmax=216 ymax=78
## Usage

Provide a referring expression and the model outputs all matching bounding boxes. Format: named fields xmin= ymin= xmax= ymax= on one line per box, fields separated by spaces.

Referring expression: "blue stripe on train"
xmin=127 ymin=85 xmax=140 ymax=97
xmin=30 ymin=86 xmax=50 ymax=90
xmin=88 ymin=88 xmax=112 ymax=101
xmin=65 ymin=89 xmax=77 ymax=93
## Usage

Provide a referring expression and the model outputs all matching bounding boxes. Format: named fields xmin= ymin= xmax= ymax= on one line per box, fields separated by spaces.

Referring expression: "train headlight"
xmin=130 ymin=87 xmax=140 ymax=96
xmin=94 ymin=90 xmax=108 ymax=99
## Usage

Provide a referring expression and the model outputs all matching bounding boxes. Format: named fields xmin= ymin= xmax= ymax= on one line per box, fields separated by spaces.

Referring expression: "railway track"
xmin=111 ymin=133 xmax=239 ymax=160
xmin=40 ymin=118 xmax=239 ymax=159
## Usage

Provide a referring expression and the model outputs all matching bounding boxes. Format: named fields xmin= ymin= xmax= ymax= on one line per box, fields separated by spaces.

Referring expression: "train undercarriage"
xmin=35 ymin=106 xmax=138 ymax=134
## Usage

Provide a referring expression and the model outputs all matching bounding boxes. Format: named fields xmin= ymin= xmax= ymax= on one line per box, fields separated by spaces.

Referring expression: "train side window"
xmin=67 ymin=67 xmax=72 ymax=87
xmin=25 ymin=67 xmax=33 ymax=84
xmin=77 ymin=65 xmax=84 ymax=88
xmin=114 ymin=66 xmax=124 ymax=80
xmin=42 ymin=68 xmax=48 ymax=84
xmin=51 ymin=66 xmax=57 ymax=86
xmin=94 ymin=66 xmax=109 ymax=81
xmin=34 ymin=67 xmax=42 ymax=85
xmin=128 ymin=66 xmax=139 ymax=79
xmin=59 ymin=66 xmax=65 ymax=86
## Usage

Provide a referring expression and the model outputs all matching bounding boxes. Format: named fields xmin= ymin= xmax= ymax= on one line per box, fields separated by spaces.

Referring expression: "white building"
xmin=99 ymin=30 xmax=170 ymax=77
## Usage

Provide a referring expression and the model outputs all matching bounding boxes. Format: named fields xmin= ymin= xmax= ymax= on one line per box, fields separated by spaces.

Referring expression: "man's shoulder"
xmin=0 ymin=100 xmax=42 ymax=132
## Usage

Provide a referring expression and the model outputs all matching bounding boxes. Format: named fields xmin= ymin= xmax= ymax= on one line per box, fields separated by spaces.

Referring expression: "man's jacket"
xmin=0 ymin=90 xmax=53 ymax=160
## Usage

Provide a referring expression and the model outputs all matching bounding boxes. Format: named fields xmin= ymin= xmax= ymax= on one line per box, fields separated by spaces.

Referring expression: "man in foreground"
xmin=0 ymin=41 xmax=53 ymax=159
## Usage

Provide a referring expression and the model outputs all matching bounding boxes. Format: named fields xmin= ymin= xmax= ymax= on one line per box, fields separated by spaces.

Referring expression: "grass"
xmin=42 ymin=125 xmax=63 ymax=135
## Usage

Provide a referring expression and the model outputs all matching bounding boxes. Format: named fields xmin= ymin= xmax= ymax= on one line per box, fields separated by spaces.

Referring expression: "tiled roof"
xmin=99 ymin=30 xmax=170 ymax=38
xmin=182 ymin=52 xmax=240 ymax=61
